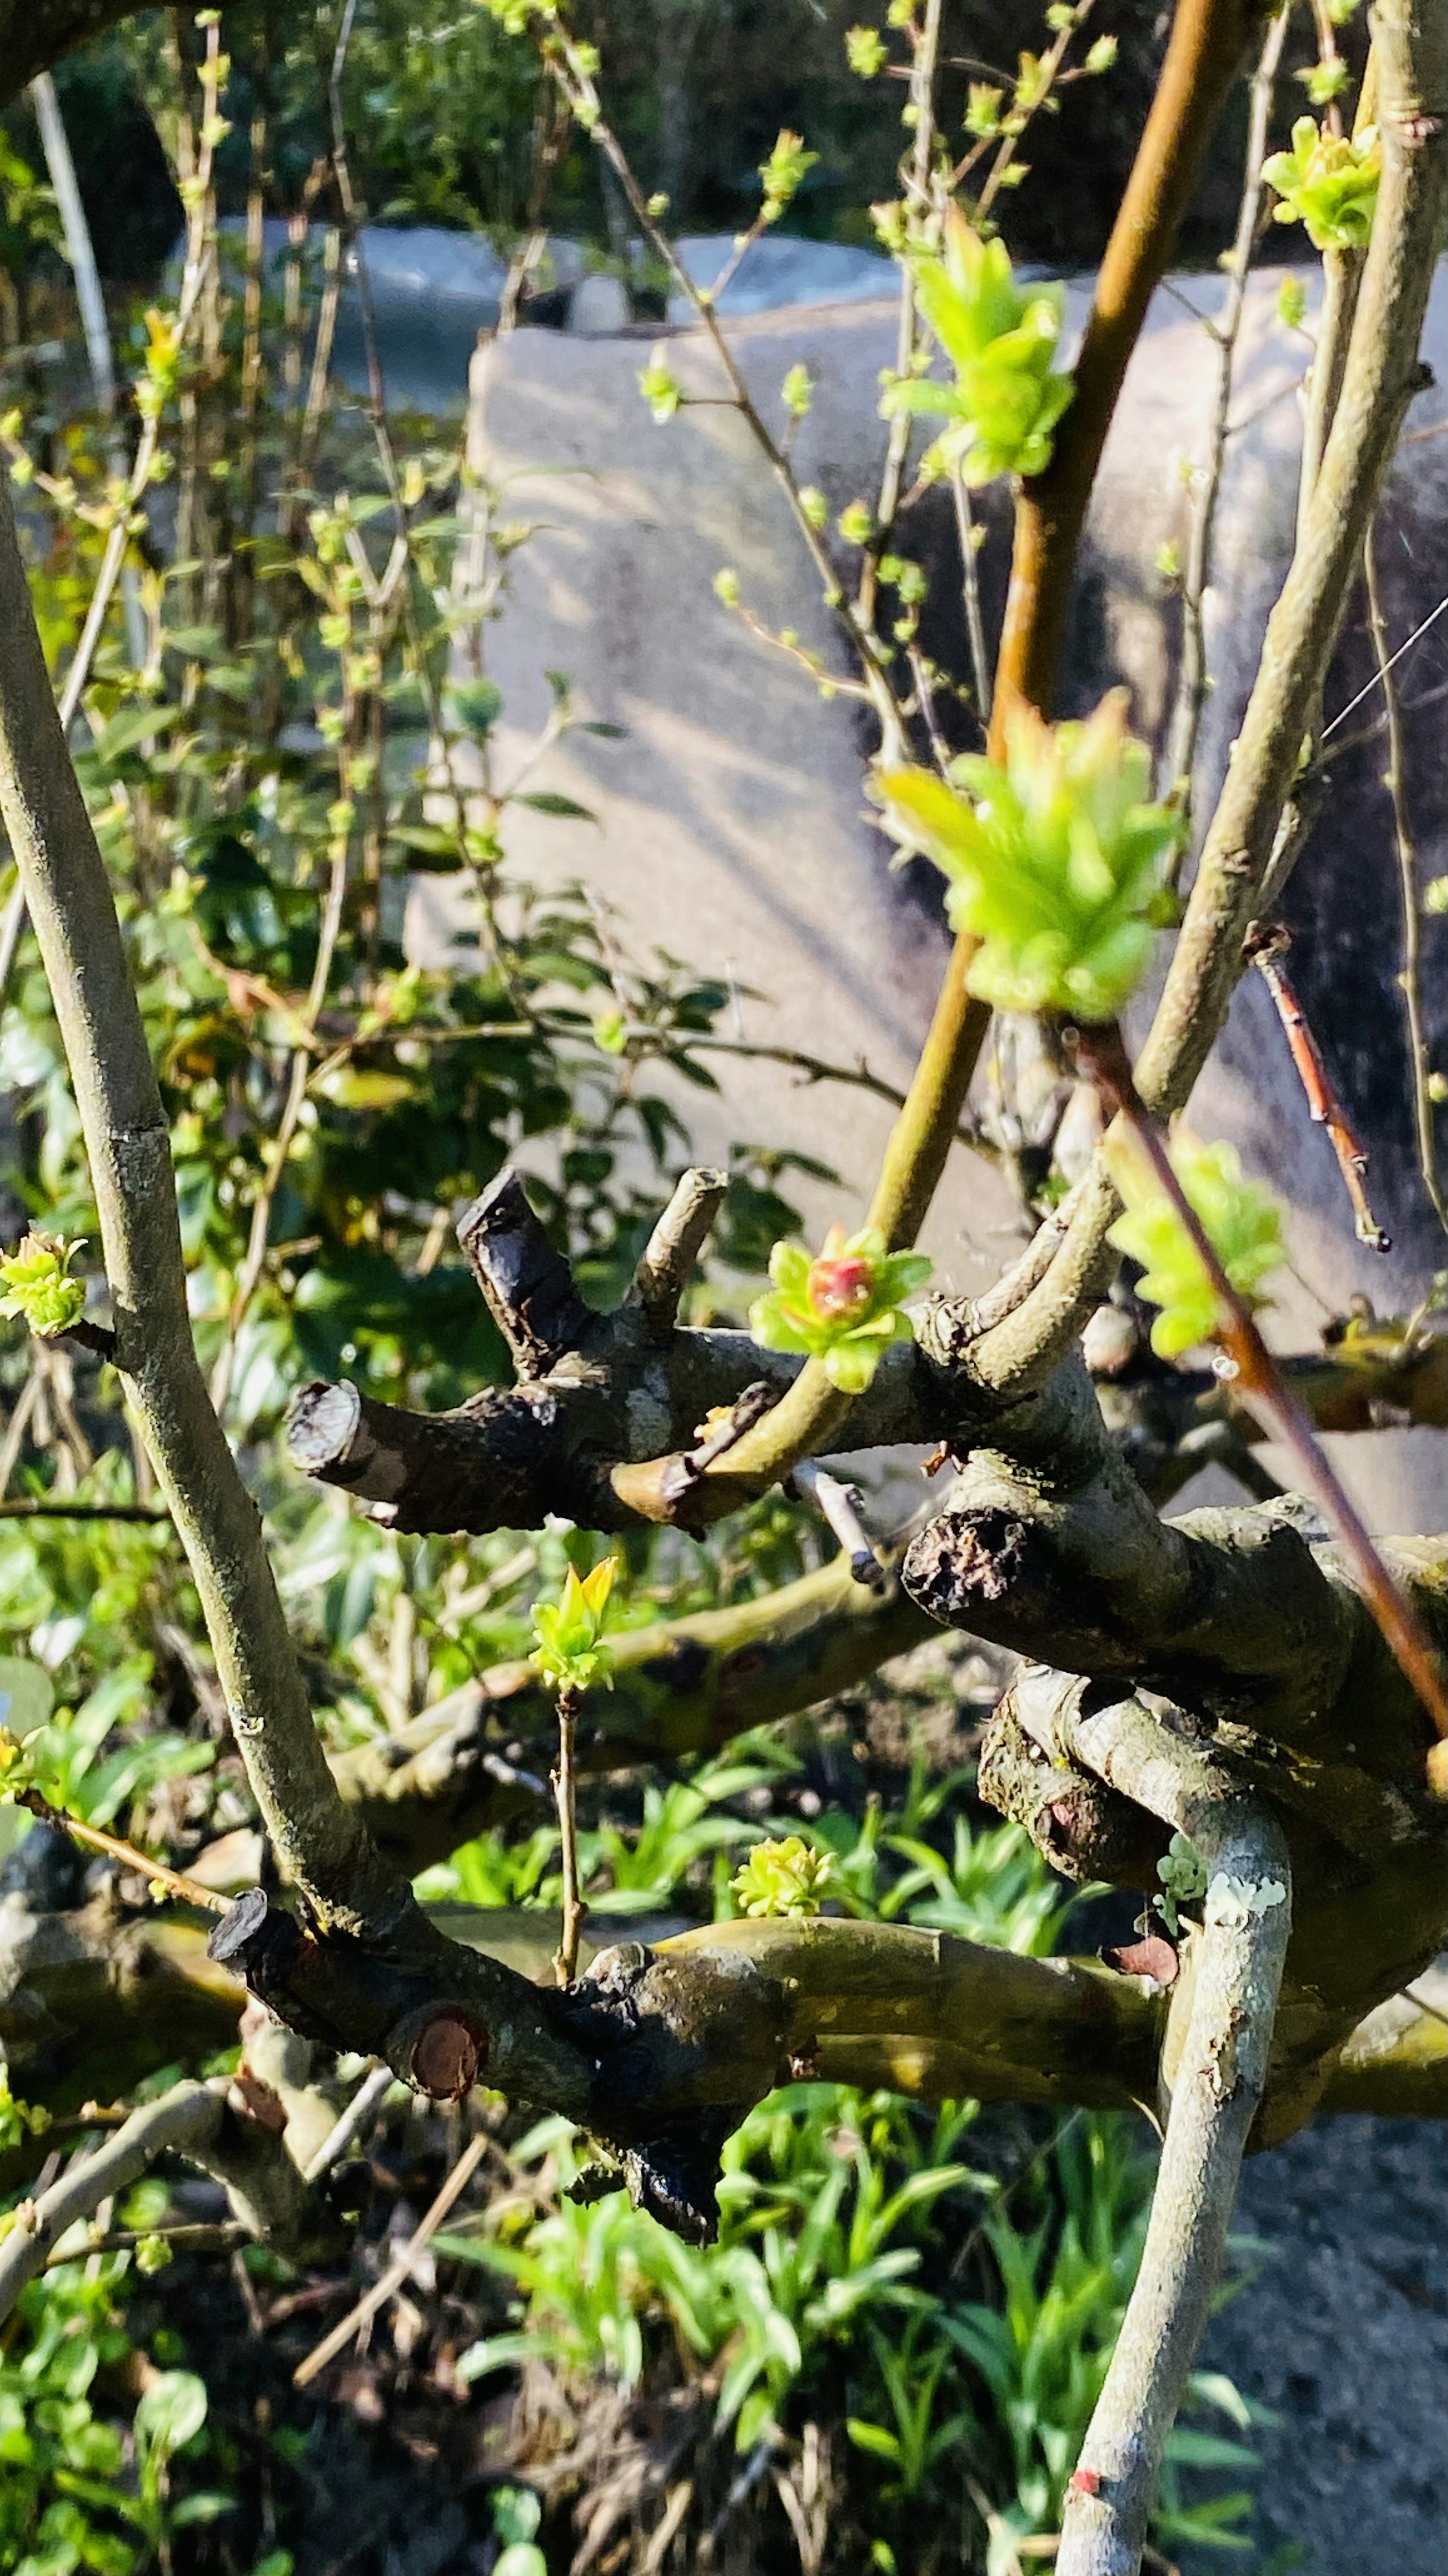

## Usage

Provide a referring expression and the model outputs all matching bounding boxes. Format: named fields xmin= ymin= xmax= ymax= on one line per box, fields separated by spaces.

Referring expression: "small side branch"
xmin=625 ymin=1166 xmax=727 ymax=1337
xmin=0 ymin=2080 xmax=223 ymax=2325
xmin=457 ymin=1168 xmax=600 ymax=1377
xmin=1247 ymin=925 xmax=1390 ymax=1251
xmin=1057 ymin=1697 xmax=1293 ymax=2576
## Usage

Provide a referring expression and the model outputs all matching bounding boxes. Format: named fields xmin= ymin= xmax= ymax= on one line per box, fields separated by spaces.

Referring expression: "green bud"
xmin=730 ymin=1835 xmax=834 ymax=1917
xmin=845 ymin=24 xmax=887 ymax=76
xmin=1084 ymin=33 xmax=1118 ymax=71
xmin=838 ymin=499 xmax=874 ymax=545
xmin=759 ymin=129 xmax=819 ymax=224
xmin=873 ymin=691 xmax=1181 ymax=1021
xmin=964 ymin=82 xmax=1002 ymax=138
xmin=1263 ymin=116 xmax=1379 ymax=250
xmin=531 ymin=1559 xmax=618 ymax=1696
xmin=637 ymin=347 xmax=684 ymax=422
xmin=1295 ymin=57 xmax=1351 ymax=105
xmin=713 ymin=566 xmax=741 ymax=606
xmin=799 ymin=485 xmax=830 ymax=529
xmin=136 ymin=2234 xmax=173 ymax=2275
xmin=1276 ymin=274 xmax=1309 ymax=331
xmin=1104 ymin=1128 xmax=1286 ymax=1360
xmin=0 ymin=1232 xmax=89 ymax=1340
xmin=782 ymin=362 xmax=815 ymax=418
xmin=878 ymin=206 xmax=1073 ymax=486
xmin=749 ymin=1223 xmax=930 ymax=1393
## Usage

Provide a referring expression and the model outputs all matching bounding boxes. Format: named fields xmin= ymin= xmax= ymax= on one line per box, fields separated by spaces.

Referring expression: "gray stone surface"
xmin=1192 ymin=2114 xmax=1448 ymax=2576
xmin=664 ymin=230 xmax=896 ymax=320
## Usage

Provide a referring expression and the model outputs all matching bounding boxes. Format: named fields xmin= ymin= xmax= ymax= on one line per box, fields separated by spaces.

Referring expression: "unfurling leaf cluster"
xmin=749 ymin=1225 xmax=930 ymax=1393
xmin=1262 ymin=117 xmax=1380 ymax=251
xmin=873 ymin=692 xmax=1181 ymax=1021
xmin=879 ymin=208 xmax=1073 ymax=486
xmin=531 ymin=1559 xmax=618 ymax=1695
xmin=1104 ymin=1130 xmax=1286 ymax=1359
xmin=730 ymin=1834 xmax=834 ymax=1917
xmin=0 ymin=1231 xmax=88 ymax=1340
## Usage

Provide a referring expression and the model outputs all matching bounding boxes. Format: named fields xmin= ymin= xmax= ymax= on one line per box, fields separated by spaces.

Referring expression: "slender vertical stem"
xmin=210 ymin=844 xmax=349 ymax=1414
xmin=1057 ymin=1704 xmax=1291 ymax=2576
xmin=552 ymin=1684 xmax=586 ymax=1986
xmin=951 ymin=466 xmax=994 ymax=727
xmin=1248 ymin=929 xmax=1390 ymax=1250
xmin=1296 ymin=247 xmax=1363 ymax=548
xmin=993 ymin=0 xmax=1258 ymax=735
xmin=859 ymin=0 xmax=943 ymax=634
xmin=1363 ymin=522 xmax=1448 ymax=1240
xmin=1163 ymin=7 xmax=1289 ymax=818
xmin=29 ymin=71 xmax=147 ymax=669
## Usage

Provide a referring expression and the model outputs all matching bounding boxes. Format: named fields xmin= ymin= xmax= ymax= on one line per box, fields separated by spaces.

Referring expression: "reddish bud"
xmin=807 ymin=1251 xmax=874 ymax=1323
xmin=1070 ymin=2468 xmax=1102 ymax=2496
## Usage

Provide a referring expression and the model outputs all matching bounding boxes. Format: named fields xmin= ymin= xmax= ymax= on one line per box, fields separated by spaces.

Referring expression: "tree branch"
xmin=0 ymin=477 xmax=404 ymax=1939
xmin=1056 ymin=1698 xmax=1291 ymax=2576
xmin=994 ymin=0 xmax=1260 ymax=729
xmin=0 ymin=2079 xmax=224 ymax=2324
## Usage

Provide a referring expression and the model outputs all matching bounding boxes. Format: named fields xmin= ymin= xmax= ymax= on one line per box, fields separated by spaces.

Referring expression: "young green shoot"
xmin=532 ymin=1560 xmax=619 ymax=1982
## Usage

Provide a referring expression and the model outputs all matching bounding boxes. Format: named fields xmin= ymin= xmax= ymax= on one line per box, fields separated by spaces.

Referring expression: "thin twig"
xmin=788 ymin=1461 xmax=890 ymax=1592
xmin=1246 ymin=926 xmax=1390 ymax=1250
xmin=859 ymin=0 xmax=943 ymax=637
xmin=1163 ymin=6 xmax=1289 ymax=822
xmin=293 ymin=2128 xmax=488 ymax=2387
xmin=1073 ymin=1021 xmax=1447 ymax=1737
xmin=552 ymin=1684 xmax=586 ymax=1986
xmin=951 ymin=466 xmax=994 ymax=727
xmin=12 ymin=1787 xmax=235 ymax=1916
xmin=0 ymin=1498 xmax=170 ymax=1523
xmin=44 ymin=2220 xmax=244 ymax=2270
xmin=1362 ymin=525 xmax=1448 ymax=1239
xmin=210 ymin=843 xmax=349 ymax=1412
xmin=1319 ymin=594 xmax=1448 ymax=740
xmin=302 ymin=2062 xmax=396 ymax=2184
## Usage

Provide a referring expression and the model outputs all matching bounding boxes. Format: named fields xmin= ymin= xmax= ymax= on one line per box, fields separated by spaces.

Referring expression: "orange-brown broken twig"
xmin=1247 ymin=925 xmax=1390 ymax=1253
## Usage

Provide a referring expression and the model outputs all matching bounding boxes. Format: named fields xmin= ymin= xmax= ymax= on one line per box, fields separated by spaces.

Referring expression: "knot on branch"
xmin=980 ymin=1667 xmax=1172 ymax=1888
xmin=208 ymin=1890 xmax=493 ymax=2101
xmin=562 ymin=1937 xmax=795 ymax=2240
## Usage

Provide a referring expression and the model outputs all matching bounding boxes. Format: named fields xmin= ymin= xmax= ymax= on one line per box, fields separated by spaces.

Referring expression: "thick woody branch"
xmin=0 ymin=2068 xmax=341 ymax=2323
xmin=1056 ymin=1701 xmax=1292 ymax=2576
xmin=0 ymin=478 xmax=403 ymax=1942
xmin=994 ymin=0 xmax=1259 ymax=728
xmin=457 ymin=1168 xmax=601 ymax=1377
xmin=288 ymin=1157 xmax=1444 ymax=1547
xmin=0 ymin=2080 xmax=224 ymax=2324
